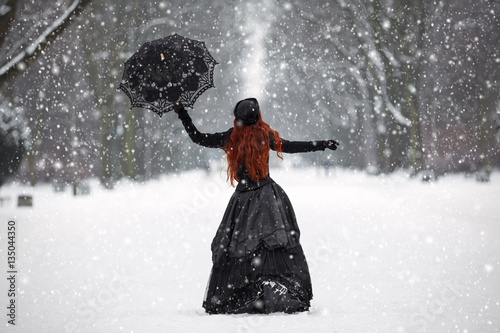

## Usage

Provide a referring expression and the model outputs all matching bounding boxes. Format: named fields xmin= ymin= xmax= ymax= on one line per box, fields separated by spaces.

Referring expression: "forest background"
xmin=1 ymin=0 xmax=499 ymax=189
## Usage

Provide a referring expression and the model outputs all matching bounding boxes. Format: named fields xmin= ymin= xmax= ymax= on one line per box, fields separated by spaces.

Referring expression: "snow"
xmin=0 ymin=167 xmax=499 ymax=333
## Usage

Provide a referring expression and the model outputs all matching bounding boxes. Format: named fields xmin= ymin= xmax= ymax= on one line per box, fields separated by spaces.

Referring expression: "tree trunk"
xmin=476 ymin=89 xmax=497 ymax=173
xmin=122 ymin=109 xmax=137 ymax=179
xmin=403 ymin=69 xmax=423 ymax=173
xmin=0 ymin=0 xmax=17 ymax=48
xmin=98 ymin=105 xmax=115 ymax=188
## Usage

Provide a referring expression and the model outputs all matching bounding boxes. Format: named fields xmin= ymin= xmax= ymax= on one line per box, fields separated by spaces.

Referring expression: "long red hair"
xmin=224 ymin=111 xmax=283 ymax=186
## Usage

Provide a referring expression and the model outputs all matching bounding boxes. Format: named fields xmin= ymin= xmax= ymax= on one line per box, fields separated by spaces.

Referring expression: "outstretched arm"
xmin=270 ymin=133 xmax=339 ymax=153
xmin=174 ymin=104 xmax=232 ymax=149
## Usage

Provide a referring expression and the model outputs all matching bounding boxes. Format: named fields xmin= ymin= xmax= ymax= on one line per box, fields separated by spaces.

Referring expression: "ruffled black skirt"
xmin=202 ymin=179 xmax=313 ymax=314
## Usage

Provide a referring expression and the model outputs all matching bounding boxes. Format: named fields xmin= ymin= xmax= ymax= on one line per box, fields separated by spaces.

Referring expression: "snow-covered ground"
xmin=0 ymin=167 xmax=499 ymax=333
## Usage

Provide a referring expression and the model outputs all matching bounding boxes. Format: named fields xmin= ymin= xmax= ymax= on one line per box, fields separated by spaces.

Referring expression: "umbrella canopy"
xmin=119 ymin=33 xmax=218 ymax=117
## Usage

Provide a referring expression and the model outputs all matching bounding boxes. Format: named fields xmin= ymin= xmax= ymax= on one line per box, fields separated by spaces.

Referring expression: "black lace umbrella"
xmin=119 ymin=34 xmax=218 ymax=117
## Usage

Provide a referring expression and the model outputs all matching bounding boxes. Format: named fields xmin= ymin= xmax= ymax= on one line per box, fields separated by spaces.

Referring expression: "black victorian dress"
xmin=178 ymin=111 xmax=329 ymax=314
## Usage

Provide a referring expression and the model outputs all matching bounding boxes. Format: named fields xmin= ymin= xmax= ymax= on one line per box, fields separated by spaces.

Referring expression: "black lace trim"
xmin=203 ymin=273 xmax=311 ymax=314
xmin=203 ymin=245 xmax=313 ymax=314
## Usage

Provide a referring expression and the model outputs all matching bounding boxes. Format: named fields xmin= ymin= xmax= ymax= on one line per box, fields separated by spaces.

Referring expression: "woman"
xmin=174 ymin=98 xmax=339 ymax=314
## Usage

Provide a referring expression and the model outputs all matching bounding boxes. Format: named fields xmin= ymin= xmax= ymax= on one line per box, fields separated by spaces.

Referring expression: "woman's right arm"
xmin=175 ymin=106 xmax=232 ymax=149
xmin=270 ymin=133 xmax=339 ymax=153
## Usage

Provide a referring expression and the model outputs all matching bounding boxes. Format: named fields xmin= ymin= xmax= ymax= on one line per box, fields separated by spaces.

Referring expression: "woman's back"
xmin=223 ymin=110 xmax=283 ymax=187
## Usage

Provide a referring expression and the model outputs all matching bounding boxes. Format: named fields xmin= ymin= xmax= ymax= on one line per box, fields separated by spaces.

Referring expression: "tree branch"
xmin=0 ymin=0 xmax=92 ymax=88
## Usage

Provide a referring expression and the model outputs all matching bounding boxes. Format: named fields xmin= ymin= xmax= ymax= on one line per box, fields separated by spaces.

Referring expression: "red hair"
xmin=224 ymin=112 xmax=283 ymax=186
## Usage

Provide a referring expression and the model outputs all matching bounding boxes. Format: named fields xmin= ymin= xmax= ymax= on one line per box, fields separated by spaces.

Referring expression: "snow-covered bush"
xmin=0 ymin=95 xmax=29 ymax=186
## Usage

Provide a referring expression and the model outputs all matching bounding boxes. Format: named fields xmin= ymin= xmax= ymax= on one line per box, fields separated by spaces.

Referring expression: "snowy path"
xmin=0 ymin=168 xmax=499 ymax=333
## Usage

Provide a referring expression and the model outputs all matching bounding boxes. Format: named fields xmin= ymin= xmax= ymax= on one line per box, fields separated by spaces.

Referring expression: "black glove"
xmin=173 ymin=102 xmax=189 ymax=120
xmin=323 ymin=139 xmax=339 ymax=150
xmin=173 ymin=102 xmax=186 ymax=114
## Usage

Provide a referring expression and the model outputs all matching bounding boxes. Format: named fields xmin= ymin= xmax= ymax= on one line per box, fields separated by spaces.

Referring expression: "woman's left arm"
xmin=269 ymin=132 xmax=339 ymax=153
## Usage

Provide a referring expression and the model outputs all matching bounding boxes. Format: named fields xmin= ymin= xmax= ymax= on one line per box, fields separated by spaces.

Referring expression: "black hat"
xmin=233 ymin=98 xmax=259 ymax=125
